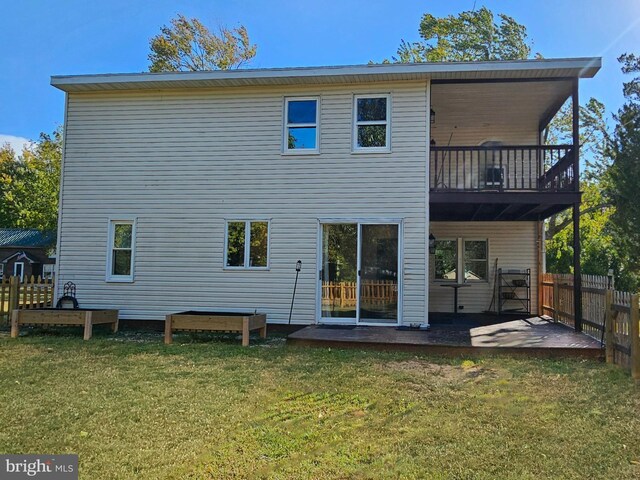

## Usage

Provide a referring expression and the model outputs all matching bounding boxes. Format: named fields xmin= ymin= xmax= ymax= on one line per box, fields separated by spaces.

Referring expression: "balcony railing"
xmin=430 ymin=145 xmax=575 ymax=192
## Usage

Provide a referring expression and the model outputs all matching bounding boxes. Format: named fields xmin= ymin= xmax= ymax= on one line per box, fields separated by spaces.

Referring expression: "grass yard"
xmin=0 ymin=329 xmax=639 ymax=479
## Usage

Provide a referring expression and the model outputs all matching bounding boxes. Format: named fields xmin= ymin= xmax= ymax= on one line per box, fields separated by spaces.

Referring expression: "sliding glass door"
xmin=359 ymin=224 xmax=398 ymax=323
xmin=320 ymin=224 xmax=358 ymax=321
xmin=319 ymin=222 xmax=399 ymax=324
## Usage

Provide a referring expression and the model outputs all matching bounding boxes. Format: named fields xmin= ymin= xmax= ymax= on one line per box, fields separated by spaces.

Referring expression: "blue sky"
xmin=2 ymin=0 xmax=640 ymax=150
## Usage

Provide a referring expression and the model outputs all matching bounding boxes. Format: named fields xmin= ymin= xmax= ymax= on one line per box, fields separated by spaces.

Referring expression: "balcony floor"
xmin=430 ymin=190 xmax=580 ymax=221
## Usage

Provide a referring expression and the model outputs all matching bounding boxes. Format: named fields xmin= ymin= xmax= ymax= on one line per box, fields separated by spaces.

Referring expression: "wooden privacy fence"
xmin=541 ymin=272 xmax=640 ymax=379
xmin=322 ymin=280 xmax=397 ymax=308
xmin=0 ymin=275 xmax=56 ymax=325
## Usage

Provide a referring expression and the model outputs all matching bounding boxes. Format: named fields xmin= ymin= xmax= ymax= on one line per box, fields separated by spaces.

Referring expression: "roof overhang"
xmin=1 ymin=251 xmax=39 ymax=264
xmin=51 ymin=57 xmax=601 ymax=93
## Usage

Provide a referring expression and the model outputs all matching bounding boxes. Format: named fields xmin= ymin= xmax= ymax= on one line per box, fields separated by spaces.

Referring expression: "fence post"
xmin=8 ymin=276 xmax=19 ymax=314
xmin=552 ymin=279 xmax=559 ymax=323
xmin=630 ymin=293 xmax=640 ymax=381
xmin=605 ymin=289 xmax=614 ymax=364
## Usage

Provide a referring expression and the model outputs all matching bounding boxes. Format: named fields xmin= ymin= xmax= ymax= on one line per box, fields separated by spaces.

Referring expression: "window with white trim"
xmin=43 ymin=264 xmax=55 ymax=280
xmin=284 ymin=98 xmax=319 ymax=153
xmin=353 ymin=94 xmax=390 ymax=151
xmin=464 ymin=240 xmax=488 ymax=281
xmin=433 ymin=238 xmax=488 ymax=283
xmin=107 ymin=219 xmax=135 ymax=282
xmin=225 ymin=220 xmax=270 ymax=269
xmin=434 ymin=240 xmax=457 ymax=281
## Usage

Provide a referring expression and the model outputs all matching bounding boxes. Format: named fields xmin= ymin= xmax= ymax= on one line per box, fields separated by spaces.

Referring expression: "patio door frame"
xmin=316 ymin=218 xmax=403 ymax=326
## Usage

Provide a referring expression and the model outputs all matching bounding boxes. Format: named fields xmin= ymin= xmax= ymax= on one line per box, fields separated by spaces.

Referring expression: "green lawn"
xmin=0 ymin=328 xmax=639 ymax=479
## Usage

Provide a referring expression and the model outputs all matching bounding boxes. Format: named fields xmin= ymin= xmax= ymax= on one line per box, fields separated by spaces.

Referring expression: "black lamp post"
xmin=288 ymin=260 xmax=302 ymax=324
xmin=429 ymin=234 xmax=436 ymax=255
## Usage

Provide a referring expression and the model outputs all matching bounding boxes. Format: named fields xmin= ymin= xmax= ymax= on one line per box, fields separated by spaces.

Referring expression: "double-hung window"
xmin=464 ymin=240 xmax=488 ymax=282
xmin=107 ymin=219 xmax=135 ymax=282
xmin=353 ymin=94 xmax=390 ymax=151
xmin=43 ymin=264 xmax=55 ymax=280
xmin=284 ymin=98 xmax=319 ymax=153
xmin=433 ymin=238 xmax=488 ymax=282
xmin=434 ymin=240 xmax=458 ymax=281
xmin=225 ymin=220 xmax=270 ymax=269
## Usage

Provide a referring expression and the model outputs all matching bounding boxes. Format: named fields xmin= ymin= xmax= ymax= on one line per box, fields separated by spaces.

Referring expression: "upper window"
xmin=107 ymin=219 xmax=135 ymax=282
xmin=464 ymin=240 xmax=488 ymax=281
xmin=353 ymin=95 xmax=390 ymax=151
xmin=284 ymin=98 xmax=319 ymax=153
xmin=434 ymin=240 xmax=458 ymax=281
xmin=225 ymin=220 xmax=270 ymax=269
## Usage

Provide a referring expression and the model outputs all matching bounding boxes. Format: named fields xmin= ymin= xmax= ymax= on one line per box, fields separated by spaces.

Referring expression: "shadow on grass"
xmin=0 ymin=324 xmax=618 ymax=381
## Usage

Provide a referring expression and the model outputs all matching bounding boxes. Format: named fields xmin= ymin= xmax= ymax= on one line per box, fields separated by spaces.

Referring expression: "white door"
xmin=14 ymin=262 xmax=24 ymax=281
xmin=318 ymin=222 xmax=399 ymax=325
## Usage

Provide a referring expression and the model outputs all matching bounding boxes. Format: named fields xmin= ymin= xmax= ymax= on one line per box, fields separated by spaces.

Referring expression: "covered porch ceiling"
xmin=430 ymin=79 xmax=573 ymax=146
xmin=429 ymin=191 xmax=581 ymax=221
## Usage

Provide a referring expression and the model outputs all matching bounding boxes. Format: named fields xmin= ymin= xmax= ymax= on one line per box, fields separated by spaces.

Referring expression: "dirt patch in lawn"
xmin=381 ymin=359 xmax=498 ymax=383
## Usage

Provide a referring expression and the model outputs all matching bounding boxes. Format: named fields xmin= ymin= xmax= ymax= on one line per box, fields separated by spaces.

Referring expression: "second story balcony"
xmin=429 ymin=144 xmax=580 ymax=221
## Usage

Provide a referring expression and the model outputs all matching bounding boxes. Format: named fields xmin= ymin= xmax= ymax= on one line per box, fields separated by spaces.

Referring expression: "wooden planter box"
xmin=11 ymin=308 xmax=119 ymax=340
xmin=165 ymin=311 xmax=267 ymax=346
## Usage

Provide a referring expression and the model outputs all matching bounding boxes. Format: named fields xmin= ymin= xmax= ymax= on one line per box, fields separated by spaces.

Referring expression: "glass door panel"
xmin=321 ymin=224 xmax=358 ymax=321
xmin=359 ymin=224 xmax=398 ymax=323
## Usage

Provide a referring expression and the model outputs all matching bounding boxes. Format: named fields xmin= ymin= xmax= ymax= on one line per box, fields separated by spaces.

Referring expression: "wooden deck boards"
xmin=287 ymin=317 xmax=603 ymax=358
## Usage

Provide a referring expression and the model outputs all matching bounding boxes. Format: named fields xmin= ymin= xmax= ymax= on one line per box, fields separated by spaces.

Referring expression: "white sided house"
xmin=51 ymin=57 xmax=601 ymax=327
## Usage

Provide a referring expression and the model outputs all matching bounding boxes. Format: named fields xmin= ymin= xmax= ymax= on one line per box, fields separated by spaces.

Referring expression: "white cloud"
xmin=0 ymin=134 xmax=32 ymax=154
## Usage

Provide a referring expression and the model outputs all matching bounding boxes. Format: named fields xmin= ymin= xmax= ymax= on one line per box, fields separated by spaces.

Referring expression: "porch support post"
xmin=572 ymin=78 xmax=582 ymax=332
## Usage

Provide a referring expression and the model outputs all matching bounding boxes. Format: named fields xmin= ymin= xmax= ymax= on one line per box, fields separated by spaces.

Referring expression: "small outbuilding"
xmin=0 ymin=229 xmax=56 ymax=280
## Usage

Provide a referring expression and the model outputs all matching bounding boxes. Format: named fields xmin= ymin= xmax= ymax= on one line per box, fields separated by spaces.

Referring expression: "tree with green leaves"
xmin=393 ymin=7 xmax=533 ymax=63
xmin=605 ymin=54 xmax=640 ymax=290
xmin=148 ymin=14 xmax=257 ymax=72
xmin=0 ymin=128 xmax=62 ymax=232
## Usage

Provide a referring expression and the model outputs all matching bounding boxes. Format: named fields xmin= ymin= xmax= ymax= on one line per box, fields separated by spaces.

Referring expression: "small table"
xmin=439 ymin=283 xmax=471 ymax=313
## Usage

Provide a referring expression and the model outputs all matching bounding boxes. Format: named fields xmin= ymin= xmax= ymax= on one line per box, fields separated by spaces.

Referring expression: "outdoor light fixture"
xmin=429 ymin=234 xmax=436 ymax=255
xmin=430 ymin=108 xmax=436 ymax=124
xmin=289 ymin=260 xmax=302 ymax=324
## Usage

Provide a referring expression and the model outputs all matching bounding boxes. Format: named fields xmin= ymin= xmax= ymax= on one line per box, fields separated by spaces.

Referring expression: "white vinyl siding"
xmin=429 ymin=222 xmax=538 ymax=314
xmin=56 ymin=82 xmax=429 ymax=324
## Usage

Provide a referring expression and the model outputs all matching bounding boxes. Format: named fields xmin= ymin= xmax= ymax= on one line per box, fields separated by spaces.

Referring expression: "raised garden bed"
xmin=11 ymin=308 xmax=119 ymax=340
xmin=165 ymin=311 xmax=267 ymax=346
